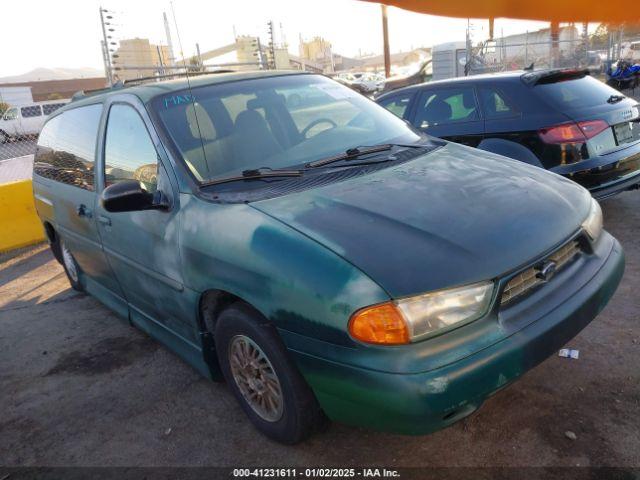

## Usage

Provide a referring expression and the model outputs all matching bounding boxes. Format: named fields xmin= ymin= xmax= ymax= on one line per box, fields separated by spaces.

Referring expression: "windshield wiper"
xmin=607 ymin=94 xmax=626 ymax=104
xmin=306 ymin=143 xmax=423 ymax=168
xmin=200 ymin=167 xmax=303 ymax=187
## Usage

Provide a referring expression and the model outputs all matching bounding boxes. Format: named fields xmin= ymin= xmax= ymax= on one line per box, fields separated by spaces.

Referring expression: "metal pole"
xmin=99 ymin=7 xmax=113 ymax=85
xmin=156 ymin=45 xmax=165 ymax=76
xmin=550 ymin=21 xmax=560 ymax=68
xmin=196 ymin=43 xmax=203 ymax=69
xmin=381 ymin=4 xmax=391 ymax=78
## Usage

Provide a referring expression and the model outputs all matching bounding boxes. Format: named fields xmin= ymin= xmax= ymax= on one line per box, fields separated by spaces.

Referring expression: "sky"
xmin=1 ymin=0 xmax=570 ymax=77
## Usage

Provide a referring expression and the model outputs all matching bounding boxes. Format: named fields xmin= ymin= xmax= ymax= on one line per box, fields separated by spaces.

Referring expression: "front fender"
xmin=179 ymin=193 xmax=389 ymax=348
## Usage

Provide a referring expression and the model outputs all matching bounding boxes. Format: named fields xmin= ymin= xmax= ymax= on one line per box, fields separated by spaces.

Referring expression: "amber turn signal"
xmin=348 ymin=302 xmax=410 ymax=345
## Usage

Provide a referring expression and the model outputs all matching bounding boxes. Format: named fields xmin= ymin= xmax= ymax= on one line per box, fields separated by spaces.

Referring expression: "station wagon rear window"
xmin=534 ymin=75 xmax=624 ymax=108
xmin=151 ymin=74 xmax=419 ymax=182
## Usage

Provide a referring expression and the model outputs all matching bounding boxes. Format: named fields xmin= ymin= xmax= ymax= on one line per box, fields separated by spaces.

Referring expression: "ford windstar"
xmin=32 ymin=71 xmax=624 ymax=443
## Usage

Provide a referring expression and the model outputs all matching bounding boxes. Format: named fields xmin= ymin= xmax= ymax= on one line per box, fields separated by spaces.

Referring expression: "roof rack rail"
xmin=71 ymin=81 xmax=125 ymax=102
xmin=121 ymin=69 xmax=236 ymax=87
xmin=70 ymin=69 xmax=236 ymax=102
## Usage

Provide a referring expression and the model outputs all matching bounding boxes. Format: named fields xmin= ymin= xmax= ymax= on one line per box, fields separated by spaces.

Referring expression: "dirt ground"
xmin=0 ymin=192 xmax=639 ymax=469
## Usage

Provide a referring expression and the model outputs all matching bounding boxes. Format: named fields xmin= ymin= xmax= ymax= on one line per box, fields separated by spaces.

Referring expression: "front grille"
xmin=500 ymin=240 xmax=582 ymax=305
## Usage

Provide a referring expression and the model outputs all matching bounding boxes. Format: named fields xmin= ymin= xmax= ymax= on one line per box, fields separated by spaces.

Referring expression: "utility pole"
xmin=267 ymin=21 xmax=276 ymax=69
xmin=99 ymin=7 xmax=114 ymax=85
xmin=550 ymin=21 xmax=560 ymax=68
xmin=381 ymin=4 xmax=390 ymax=78
xmin=163 ymin=12 xmax=176 ymax=68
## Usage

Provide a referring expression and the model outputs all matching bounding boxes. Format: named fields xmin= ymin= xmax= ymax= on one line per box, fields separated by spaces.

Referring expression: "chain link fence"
xmin=466 ymin=24 xmax=640 ymax=91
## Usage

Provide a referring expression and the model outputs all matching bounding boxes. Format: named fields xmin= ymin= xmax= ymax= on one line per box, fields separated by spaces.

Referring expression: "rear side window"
xmin=479 ymin=87 xmax=517 ymax=119
xmin=43 ymin=103 xmax=64 ymax=115
xmin=34 ymin=104 xmax=103 ymax=190
xmin=104 ymin=104 xmax=159 ymax=193
xmin=378 ymin=93 xmax=413 ymax=119
xmin=21 ymin=106 xmax=42 ymax=118
xmin=534 ymin=76 xmax=622 ymax=109
xmin=413 ymin=87 xmax=479 ymax=128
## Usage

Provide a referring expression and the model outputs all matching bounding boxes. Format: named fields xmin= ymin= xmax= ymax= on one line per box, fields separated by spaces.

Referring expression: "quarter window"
xmin=34 ymin=105 xmax=102 ymax=190
xmin=378 ymin=94 xmax=413 ymax=119
xmin=413 ymin=87 xmax=479 ymax=128
xmin=479 ymin=88 xmax=516 ymax=119
xmin=104 ymin=104 xmax=159 ymax=193
xmin=21 ymin=105 xmax=42 ymax=118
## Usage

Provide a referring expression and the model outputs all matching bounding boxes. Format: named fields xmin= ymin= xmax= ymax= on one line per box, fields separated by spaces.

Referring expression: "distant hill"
xmin=0 ymin=67 xmax=104 ymax=83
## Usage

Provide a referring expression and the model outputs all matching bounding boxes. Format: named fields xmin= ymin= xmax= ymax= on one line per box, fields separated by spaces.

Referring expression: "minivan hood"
xmin=252 ymin=143 xmax=591 ymax=298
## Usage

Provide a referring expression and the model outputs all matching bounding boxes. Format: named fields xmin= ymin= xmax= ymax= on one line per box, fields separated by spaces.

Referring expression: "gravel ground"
xmin=0 ymin=191 xmax=639 ymax=469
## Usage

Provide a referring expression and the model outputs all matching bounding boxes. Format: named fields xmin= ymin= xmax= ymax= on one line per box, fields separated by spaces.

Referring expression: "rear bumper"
xmin=288 ymin=234 xmax=624 ymax=435
xmin=552 ymin=141 xmax=640 ymax=200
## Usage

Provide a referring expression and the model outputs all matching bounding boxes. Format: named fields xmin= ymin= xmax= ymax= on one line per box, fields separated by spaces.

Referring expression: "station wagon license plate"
xmin=614 ymin=122 xmax=634 ymax=145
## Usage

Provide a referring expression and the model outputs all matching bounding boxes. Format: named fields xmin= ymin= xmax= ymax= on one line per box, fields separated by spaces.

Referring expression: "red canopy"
xmin=362 ymin=0 xmax=639 ymax=23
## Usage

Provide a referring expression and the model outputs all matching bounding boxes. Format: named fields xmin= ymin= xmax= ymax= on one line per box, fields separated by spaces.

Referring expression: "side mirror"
xmin=101 ymin=179 xmax=169 ymax=213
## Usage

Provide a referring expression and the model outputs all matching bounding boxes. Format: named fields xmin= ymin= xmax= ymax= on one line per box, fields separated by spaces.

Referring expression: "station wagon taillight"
xmin=539 ymin=120 xmax=609 ymax=144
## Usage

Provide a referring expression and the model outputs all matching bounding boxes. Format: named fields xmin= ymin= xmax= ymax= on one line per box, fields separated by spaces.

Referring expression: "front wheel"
xmin=215 ymin=303 xmax=325 ymax=444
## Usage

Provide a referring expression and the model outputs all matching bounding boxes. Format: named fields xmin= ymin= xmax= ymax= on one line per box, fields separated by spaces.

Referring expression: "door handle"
xmin=98 ymin=215 xmax=112 ymax=226
xmin=76 ymin=204 xmax=92 ymax=218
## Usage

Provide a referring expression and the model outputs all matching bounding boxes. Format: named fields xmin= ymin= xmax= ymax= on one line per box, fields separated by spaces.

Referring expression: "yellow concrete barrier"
xmin=0 ymin=180 xmax=45 ymax=253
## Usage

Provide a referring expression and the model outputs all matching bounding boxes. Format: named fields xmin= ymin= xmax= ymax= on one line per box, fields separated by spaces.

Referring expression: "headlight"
xmin=349 ymin=281 xmax=494 ymax=345
xmin=582 ymin=198 xmax=603 ymax=241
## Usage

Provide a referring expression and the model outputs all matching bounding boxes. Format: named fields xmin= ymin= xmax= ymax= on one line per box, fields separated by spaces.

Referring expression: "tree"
xmin=590 ymin=22 xmax=640 ymax=50
xmin=0 ymin=101 xmax=10 ymax=116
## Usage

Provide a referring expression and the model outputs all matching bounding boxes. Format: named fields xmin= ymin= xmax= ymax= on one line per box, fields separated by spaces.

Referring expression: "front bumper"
xmin=285 ymin=233 xmax=624 ymax=435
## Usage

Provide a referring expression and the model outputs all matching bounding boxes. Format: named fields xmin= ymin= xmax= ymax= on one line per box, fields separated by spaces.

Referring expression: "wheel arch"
xmin=42 ymin=220 xmax=63 ymax=263
xmin=478 ymin=137 xmax=544 ymax=168
xmin=197 ymin=288 xmax=276 ymax=380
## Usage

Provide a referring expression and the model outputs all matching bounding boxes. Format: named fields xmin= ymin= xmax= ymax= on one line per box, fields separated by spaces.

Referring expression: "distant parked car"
xmin=334 ymin=72 xmax=383 ymax=95
xmin=377 ymin=69 xmax=640 ymax=199
xmin=0 ymin=100 xmax=68 ymax=143
xmin=378 ymin=59 xmax=432 ymax=95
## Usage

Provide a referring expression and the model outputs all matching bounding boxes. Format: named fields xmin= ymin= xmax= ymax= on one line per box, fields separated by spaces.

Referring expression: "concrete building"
xmin=486 ymin=25 xmax=580 ymax=67
xmin=0 ymin=78 xmax=107 ymax=102
xmin=112 ymin=38 xmax=171 ymax=80
xmin=300 ymin=37 xmax=334 ymax=72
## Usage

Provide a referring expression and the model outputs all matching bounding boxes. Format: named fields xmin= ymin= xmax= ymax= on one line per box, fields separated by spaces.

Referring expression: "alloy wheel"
xmin=228 ymin=334 xmax=284 ymax=422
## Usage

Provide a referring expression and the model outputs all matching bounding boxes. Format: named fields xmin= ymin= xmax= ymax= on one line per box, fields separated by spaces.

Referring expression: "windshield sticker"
xmin=163 ymin=94 xmax=195 ymax=109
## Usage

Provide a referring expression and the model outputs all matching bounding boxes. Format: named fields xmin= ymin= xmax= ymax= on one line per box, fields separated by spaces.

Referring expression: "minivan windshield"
xmin=534 ymin=75 xmax=625 ymax=109
xmin=151 ymin=74 xmax=420 ymax=182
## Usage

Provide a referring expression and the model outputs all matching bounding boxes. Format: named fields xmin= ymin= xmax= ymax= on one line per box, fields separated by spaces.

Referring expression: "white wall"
xmin=0 ymin=87 xmax=33 ymax=106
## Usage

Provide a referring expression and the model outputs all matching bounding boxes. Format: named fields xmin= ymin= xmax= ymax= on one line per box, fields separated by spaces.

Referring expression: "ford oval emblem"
xmin=536 ymin=260 xmax=557 ymax=282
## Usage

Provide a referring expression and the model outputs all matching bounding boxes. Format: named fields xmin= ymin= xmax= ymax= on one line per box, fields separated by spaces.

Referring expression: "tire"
xmin=59 ymin=239 xmax=83 ymax=291
xmin=215 ymin=303 xmax=325 ymax=444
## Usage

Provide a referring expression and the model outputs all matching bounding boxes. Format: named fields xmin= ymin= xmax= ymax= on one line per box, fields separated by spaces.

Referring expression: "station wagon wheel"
xmin=228 ymin=335 xmax=284 ymax=422
xmin=215 ymin=303 xmax=326 ymax=444
xmin=60 ymin=240 xmax=83 ymax=291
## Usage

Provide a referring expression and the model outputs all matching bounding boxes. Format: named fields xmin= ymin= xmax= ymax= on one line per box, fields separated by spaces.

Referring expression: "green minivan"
xmin=32 ymin=71 xmax=624 ymax=443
